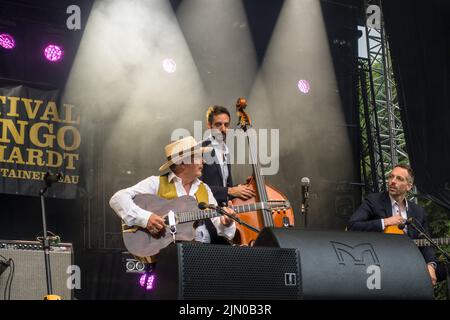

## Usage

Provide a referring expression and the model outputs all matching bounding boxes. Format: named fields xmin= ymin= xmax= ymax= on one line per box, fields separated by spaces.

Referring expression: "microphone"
xmin=199 ymin=202 xmax=261 ymax=234
xmin=44 ymin=171 xmax=62 ymax=187
xmin=398 ymin=217 xmax=414 ymax=230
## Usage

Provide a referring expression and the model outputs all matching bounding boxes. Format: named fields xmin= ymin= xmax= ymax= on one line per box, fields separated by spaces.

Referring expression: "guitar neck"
xmin=414 ymin=237 xmax=450 ymax=247
xmin=231 ymin=203 xmax=267 ymax=213
xmin=176 ymin=203 xmax=267 ymax=223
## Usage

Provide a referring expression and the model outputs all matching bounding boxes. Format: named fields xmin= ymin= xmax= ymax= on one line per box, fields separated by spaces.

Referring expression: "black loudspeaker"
xmin=154 ymin=242 xmax=301 ymax=299
xmin=0 ymin=240 xmax=73 ymax=300
xmin=254 ymin=228 xmax=434 ymax=300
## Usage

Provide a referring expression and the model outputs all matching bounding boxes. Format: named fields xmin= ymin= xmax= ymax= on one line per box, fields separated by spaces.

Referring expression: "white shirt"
xmin=109 ymin=171 xmax=236 ymax=242
xmin=209 ymin=136 xmax=229 ymax=187
xmin=380 ymin=196 xmax=409 ymax=231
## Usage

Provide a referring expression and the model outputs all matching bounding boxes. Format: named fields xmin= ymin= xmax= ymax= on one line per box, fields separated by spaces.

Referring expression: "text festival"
xmin=0 ymin=95 xmax=80 ymax=184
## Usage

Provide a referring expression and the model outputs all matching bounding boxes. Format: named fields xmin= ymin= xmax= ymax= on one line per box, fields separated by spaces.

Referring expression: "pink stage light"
xmin=297 ymin=79 xmax=311 ymax=94
xmin=139 ymin=273 xmax=155 ymax=291
xmin=43 ymin=44 xmax=64 ymax=62
xmin=0 ymin=33 xmax=15 ymax=49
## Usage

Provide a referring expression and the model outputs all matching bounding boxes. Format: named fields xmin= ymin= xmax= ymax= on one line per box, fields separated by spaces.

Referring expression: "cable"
xmin=3 ymin=270 xmax=7 ymax=300
xmin=7 ymin=259 xmax=14 ymax=300
xmin=410 ymin=217 xmax=430 ymax=240
xmin=0 ymin=254 xmax=7 ymax=261
xmin=0 ymin=255 xmax=9 ymax=300
xmin=2 ymin=261 xmax=10 ymax=300
xmin=0 ymin=255 xmax=15 ymax=301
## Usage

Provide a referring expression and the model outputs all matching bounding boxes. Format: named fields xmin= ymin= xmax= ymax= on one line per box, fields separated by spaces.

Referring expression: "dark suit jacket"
xmin=199 ymin=139 xmax=234 ymax=245
xmin=200 ymin=140 xmax=233 ymax=206
xmin=348 ymin=192 xmax=436 ymax=264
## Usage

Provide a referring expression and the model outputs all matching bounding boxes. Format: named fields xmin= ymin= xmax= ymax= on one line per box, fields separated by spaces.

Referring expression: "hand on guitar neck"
xmin=219 ymin=201 xmax=236 ymax=227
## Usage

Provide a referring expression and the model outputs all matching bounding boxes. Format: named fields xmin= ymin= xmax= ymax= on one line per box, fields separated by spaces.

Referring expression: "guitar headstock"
xmin=236 ymin=97 xmax=252 ymax=131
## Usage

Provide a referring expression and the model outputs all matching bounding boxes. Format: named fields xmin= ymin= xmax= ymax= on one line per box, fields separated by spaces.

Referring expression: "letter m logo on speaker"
xmin=330 ymin=241 xmax=380 ymax=266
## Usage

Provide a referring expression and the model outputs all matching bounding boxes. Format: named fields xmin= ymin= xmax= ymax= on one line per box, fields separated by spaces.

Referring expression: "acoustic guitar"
xmin=384 ymin=225 xmax=405 ymax=235
xmin=384 ymin=225 xmax=450 ymax=248
xmin=122 ymin=194 xmax=291 ymax=259
xmin=413 ymin=237 xmax=450 ymax=248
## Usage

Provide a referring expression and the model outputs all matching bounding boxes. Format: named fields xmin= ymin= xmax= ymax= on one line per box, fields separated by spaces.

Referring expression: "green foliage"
xmin=419 ymin=198 xmax=450 ymax=300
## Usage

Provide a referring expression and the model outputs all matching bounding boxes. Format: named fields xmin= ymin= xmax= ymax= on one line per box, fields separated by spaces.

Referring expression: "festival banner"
xmin=0 ymin=85 xmax=80 ymax=198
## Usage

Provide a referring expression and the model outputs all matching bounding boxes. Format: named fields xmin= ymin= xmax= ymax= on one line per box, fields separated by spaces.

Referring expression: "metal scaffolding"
xmin=357 ymin=0 xmax=409 ymax=195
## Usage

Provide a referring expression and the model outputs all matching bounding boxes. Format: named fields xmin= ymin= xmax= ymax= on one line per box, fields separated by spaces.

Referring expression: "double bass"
xmin=232 ymin=97 xmax=295 ymax=245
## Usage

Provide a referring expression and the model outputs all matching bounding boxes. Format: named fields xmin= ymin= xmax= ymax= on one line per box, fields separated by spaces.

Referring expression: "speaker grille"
xmin=179 ymin=243 xmax=301 ymax=299
xmin=0 ymin=240 xmax=73 ymax=300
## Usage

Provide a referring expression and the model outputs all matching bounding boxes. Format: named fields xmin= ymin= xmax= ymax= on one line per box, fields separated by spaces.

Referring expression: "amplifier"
xmin=0 ymin=240 xmax=73 ymax=300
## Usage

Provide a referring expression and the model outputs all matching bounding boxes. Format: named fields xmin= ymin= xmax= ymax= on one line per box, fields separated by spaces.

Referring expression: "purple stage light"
xmin=139 ymin=274 xmax=146 ymax=287
xmin=297 ymin=79 xmax=311 ymax=94
xmin=0 ymin=33 xmax=15 ymax=49
xmin=43 ymin=44 xmax=64 ymax=62
xmin=139 ymin=273 xmax=155 ymax=291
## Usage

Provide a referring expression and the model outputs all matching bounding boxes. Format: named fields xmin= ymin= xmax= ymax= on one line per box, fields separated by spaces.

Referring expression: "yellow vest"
xmin=157 ymin=174 xmax=209 ymax=204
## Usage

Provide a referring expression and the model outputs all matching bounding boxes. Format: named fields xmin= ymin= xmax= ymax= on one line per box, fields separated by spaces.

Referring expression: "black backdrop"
xmin=382 ymin=0 xmax=450 ymax=210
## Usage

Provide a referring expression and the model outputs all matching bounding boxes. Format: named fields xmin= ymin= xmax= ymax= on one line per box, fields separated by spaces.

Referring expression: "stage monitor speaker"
xmin=254 ymin=228 xmax=434 ymax=300
xmin=0 ymin=240 xmax=73 ymax=300
xmin=155 ymin=242 xmax=301 ymax=300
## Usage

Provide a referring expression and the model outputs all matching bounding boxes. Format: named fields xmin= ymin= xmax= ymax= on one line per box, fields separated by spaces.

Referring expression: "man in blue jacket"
xmin=348 ymin=164 xmax=438 ymax=285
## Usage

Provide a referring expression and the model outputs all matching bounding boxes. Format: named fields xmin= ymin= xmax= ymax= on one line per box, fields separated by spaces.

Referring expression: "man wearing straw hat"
xmin=110 ymin=136 xmax=236 ymax=243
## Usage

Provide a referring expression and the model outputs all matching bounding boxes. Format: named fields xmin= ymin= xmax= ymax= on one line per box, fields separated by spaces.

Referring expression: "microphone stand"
xmin=39 ymin=173 xmax=62 ymax=300
xmin=408 ymin=220 xmax=450 ymax=300
xmin=300 ymin=178 xmax=310 ymax=228
xmin=301 ymin=202 xmax=309 ymax=228
xmin=215 ymin=206 xmax=260 ymax=234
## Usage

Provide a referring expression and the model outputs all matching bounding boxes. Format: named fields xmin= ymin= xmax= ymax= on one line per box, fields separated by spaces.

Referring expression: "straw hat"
xmin=158 ymin=136 xmax=211 ymax=172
